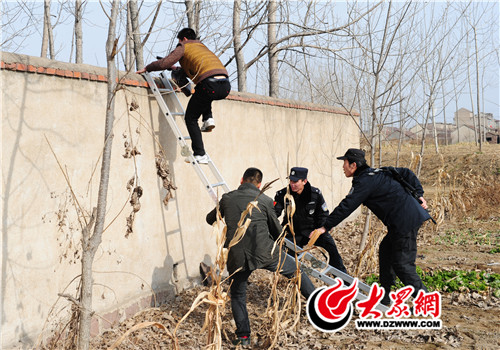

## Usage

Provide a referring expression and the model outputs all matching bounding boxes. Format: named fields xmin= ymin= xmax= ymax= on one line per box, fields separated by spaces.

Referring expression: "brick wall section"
xmin=0 ymin=52 xmax=358 ymax=116
xmin=1 ymin=59 xmax=148 ymax=88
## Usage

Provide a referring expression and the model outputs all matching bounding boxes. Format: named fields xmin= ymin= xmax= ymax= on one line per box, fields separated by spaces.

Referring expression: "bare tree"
xmin=74 ymin=0 xmax=84 ymax=63
xmin=232 ymin=0 xmax=245 ymax=91
xmin=77 ymin=1 xmax=119 ymax=349
xmin=41 ymin=0 xmax=55 ymax=59
xmin=226 ymin=0 xmax=267 ymax=92
xmin=124 ymin=3 xmax=134 ymax=70
xmin=128 ymin=0 xmax=144 ymax=70
xmin=415 ymin=3 xmax=468 ymax=175
xmin=267 ymin=0 xmax=278 ymax=97
xmin=472 ymin=24 xmax=482 ymax=150
xmin=185 ymin=0 xmax=201 ymax=34
xmin=1 ymin=2 xmax=41 ymax=52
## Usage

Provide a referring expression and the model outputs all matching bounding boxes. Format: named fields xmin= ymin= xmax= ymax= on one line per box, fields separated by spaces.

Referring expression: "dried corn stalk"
xmin=174 ymin=180 xmax=278 ymax=350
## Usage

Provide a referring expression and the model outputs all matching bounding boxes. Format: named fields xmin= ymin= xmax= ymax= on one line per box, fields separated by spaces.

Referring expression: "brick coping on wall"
xmin=1 ymin=53 xmax=358 ymax=117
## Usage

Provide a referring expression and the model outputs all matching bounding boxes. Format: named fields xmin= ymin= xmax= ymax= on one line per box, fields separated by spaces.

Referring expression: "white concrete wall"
xmin=1 ymin=52 xmax=359 ymax=348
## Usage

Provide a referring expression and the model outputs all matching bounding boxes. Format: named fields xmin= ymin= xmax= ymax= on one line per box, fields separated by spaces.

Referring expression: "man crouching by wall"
xmin=206 ymin=167 xmax=315 ymax=346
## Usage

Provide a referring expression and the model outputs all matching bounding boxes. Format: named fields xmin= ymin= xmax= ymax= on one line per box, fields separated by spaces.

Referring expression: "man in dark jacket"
xmin=206 ymin=167 xmax=315 ymax=346
xmin=274 ymin=167 xmax=347 ymax=273
xmin=315 ymin=149 xmax=431 ymax=305
xmin=137 ymin=28 xmax=230 ymax=164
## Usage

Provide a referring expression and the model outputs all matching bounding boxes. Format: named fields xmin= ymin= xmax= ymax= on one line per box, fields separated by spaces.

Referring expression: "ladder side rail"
xmin=207 ymin=160 xmax=230 ymax=193
xmin=284 ymin=238 xmax=374 ymax=294
xmin=157 ymin=72 xmax=231 ymax=196
xmin=158 ymin=72 xmax=186 ymax=113
xmin=143 ymin=73 xmax=190 ymax=148
xmin=187 ymin=159 xmax=219 ymax=203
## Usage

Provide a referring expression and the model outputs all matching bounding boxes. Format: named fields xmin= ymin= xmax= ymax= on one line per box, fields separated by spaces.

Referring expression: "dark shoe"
xmin=380 ymin=296 xmax=391 ymax=307
xmin=232 ymin=336 xmax=251 ymax=346
xmin=199 ymin=262 xmax=212 ymax=286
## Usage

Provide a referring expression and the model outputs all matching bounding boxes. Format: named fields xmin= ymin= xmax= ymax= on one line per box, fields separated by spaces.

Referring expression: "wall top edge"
xmin=1 ymin=51 xmax=359 ymax=116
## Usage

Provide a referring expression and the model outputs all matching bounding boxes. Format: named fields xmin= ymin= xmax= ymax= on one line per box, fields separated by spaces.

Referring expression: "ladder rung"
xmin=182 ymin=136 xmax=191 ymax=140
xmin=210 ymin=181 xmax=226 ymax=188
xmin=171 ymin=112 xmax=184 ymax=116
xmin=158 ymin=88 xmax=173 ymax=93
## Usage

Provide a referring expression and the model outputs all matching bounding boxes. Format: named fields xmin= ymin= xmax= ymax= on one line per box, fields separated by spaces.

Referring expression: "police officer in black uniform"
xmin=316 ymin=149 xmax=431 ymax=305
xmin=274 ymin=167 xmax=347 ymax=273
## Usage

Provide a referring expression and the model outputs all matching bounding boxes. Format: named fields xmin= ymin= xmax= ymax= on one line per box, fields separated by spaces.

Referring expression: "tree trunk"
xmin=452 ymin=75 xmax=460 ymax=143
xmin=442 ymin=84 xmax=448 ymax=145
xmin=466 ymin=33 xmax=478 ymax=146
xmin=47 ymin=0 xmax=55 ymax=59
xmin=185 ymin=0 xmax=200 ymax=34
xmin=358 ymin=211 xmax=371 ymax=252
xmin=125 ymin=4 xmax=133 ymax=71
xmin=417 ymin=100 xmax=432 ymax=177
xmin=129 ymin=0 xmax=144 ymax=70
xmin=431 ymin=101 xmax=440 ymax=153
xmin=41 ymin=0 xmax=51 ymax=58
xmin=473 ymin=26 xmax=482 ymax=151
xmin=77 ymin=1 xmax=119 ymax=349
xmin=233 ymin=0 xmax=246 ymax=92
xmin=267 ymin=0 xmax=278 ymax=97
xmin=74 ymin=0 xmax=83 ymax=63
xmin=396 ymin=97 xmax=403 ymax=166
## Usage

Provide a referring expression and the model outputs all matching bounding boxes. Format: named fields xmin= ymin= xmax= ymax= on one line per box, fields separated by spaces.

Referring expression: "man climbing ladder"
xmin=136 ymin=27 xmax=231 ymax=164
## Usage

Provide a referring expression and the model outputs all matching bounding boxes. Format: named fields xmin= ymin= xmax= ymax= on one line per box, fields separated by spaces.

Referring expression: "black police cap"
xmin=288 ymin=167 xmax=308 ymax=181
xmin=336 ymin=148 xmax=366 ymax=162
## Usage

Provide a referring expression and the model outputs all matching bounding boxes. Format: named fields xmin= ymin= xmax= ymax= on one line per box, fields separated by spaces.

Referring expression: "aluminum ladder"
xmin=143 ymin=71 xmax=229 ymax=202
xmin=283 ymin=238 xmax=388 ymax=312
xmin=143 ymin=71 xmax=386 ymax=312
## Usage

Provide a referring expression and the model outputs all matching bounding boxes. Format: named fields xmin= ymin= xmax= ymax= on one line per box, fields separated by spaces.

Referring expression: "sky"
xmin=1 ymin=0 xmax=499 ymax=123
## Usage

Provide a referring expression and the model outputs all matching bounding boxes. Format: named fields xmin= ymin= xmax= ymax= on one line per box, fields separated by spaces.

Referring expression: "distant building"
xmin=454 ymin=108 xmax=499 ymax=144
xmin=386 ymin=128 xmax=417 ymax=142
xmin=454 ymin=108 xmax=474 ymax=128
xmin=451 ymin=125 xmax=475 ymax=144
xmin=381 ymin=108 xmax=499 ymax=144
xmin=407 ymin=122 xmax=454 ymax=144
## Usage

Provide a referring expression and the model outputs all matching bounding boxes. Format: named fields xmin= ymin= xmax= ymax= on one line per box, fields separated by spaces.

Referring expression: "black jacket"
xmin=206 ymin=182 xmax=281 ymax=274
xmin=323 ymin=167 xmax=431 ymax=235
xmin=274 ymin=182 xmax=329 ymax=237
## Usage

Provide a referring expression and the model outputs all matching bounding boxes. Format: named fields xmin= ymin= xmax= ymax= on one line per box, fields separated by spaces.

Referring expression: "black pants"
xmin=230 ymin=252 xmax=315 ymax=337
xmin=184 ymin=77 xmax=230 ymax=156
xmin=379 ymin=226 xmax=428 ymax=303
xmin=295 ymin=232 xmax=347 ymax=273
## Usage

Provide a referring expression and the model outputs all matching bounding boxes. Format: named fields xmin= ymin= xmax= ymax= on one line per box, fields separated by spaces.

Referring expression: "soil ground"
xmin=91 ymin=143 xmax=500 ymax=349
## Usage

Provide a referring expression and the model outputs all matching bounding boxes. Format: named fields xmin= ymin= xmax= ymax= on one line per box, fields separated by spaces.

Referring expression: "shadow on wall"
xmin=147 ymin=91 xmax=192 ymax=306
xmin=151 ymin=255 xmax=176 ymax=307
xmin=2 ymin=66 xmax=38 ymax=349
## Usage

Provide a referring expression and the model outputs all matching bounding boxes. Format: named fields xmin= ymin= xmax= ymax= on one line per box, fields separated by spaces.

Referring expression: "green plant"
xmin=364 ymin=269 xmax=500 ymax=296
xmin=489 ymin=246 xmax=500 ymax=254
